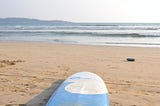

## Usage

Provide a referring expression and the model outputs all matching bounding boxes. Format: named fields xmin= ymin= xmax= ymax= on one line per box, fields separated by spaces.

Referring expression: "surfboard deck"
xmin=46 ymin=72 xmax=109 ymax=106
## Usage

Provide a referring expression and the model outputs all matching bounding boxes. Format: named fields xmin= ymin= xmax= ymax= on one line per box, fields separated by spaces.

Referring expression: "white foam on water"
xmin=1 ymin=23 xmax=160 ymax=47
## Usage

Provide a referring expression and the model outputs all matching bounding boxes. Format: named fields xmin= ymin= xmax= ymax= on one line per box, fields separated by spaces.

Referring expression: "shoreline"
xmin=0 ymin=41 xmax=160 ymax=106
xmin=1 ymin=40 xmax=160 ymax=49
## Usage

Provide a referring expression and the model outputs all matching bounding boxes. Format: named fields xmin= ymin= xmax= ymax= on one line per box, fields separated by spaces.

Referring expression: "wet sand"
xmin=0 ymin=42 xmax=160 ymax=106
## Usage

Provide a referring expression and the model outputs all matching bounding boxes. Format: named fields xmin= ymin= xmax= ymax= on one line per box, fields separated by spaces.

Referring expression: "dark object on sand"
xmin=5 ymin=104 xmax=27 ymax=106
xmin=127 ymin=58 xmax=135 ymax=62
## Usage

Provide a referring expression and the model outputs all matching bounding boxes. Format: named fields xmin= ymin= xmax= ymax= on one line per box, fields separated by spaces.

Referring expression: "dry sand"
xmin=0 ymin=42 xmax=160 ymax=106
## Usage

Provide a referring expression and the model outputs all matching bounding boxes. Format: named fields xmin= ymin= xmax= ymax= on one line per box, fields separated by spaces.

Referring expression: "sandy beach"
xmin=0 ymin=42 xmax=160 ymax=106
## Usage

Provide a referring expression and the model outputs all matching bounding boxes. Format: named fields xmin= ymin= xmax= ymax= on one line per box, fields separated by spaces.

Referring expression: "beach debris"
xmin=5 ymin=104 xmax=27 ymax=106
xmin=127 ymin=58 xmax=135 ymax=62
xmin=0 ymin=59 xmax=25 ymax=68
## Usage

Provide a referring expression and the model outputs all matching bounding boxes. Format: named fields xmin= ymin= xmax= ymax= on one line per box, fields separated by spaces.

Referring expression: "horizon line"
xmin=1 ymin=17 xmax=160 ymax=24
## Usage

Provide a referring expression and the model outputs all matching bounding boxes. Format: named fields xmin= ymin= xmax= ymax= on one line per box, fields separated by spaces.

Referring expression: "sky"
xmin=0 ymin=0 xmax=160 ymax=22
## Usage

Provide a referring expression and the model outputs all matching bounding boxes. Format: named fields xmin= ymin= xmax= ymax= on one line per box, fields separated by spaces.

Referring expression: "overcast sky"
xmin=0 ymin=0 xmax=160 ymax=22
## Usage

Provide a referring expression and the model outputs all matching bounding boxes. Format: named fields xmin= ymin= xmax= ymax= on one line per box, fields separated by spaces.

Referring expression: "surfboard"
xmin=46 ymin=72 xmax=109 ymax=106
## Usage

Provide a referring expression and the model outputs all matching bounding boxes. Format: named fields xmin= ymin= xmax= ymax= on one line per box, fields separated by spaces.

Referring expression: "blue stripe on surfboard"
xmin=46 ymin=82 xmax=109 ymax=106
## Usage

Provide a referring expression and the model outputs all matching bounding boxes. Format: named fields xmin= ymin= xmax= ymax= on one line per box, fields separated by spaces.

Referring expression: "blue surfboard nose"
xmin=46 ymin=72 xmax=110 ymax=106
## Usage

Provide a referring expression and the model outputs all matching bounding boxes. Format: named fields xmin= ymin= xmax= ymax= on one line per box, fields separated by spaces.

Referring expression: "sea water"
xmin=0 ymin=23 xmax=160 ymax=47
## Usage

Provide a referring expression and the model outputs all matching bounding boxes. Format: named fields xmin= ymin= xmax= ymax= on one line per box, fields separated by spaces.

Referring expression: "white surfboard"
xmin=46 ymin=72 xmax=109 ymax=106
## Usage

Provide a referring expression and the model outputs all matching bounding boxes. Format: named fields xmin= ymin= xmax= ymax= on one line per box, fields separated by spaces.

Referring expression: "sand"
xmin=0 ymin=42 xmax=160 ymax=106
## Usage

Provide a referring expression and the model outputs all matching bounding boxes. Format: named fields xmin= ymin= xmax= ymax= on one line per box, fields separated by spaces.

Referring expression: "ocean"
xmin=0 ymin=22 xmax=160 ymax=47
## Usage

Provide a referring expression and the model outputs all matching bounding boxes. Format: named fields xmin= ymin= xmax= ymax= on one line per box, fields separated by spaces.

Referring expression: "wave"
xmin=104 ymin=42 xmax=160 ymax=45
xmin=1 ymin=25 xmax=160 ymax=30
xmin=53 ymin=31 xmax=160 ymax=37
xmin=0 ymin=30 xmax=160 ymax=37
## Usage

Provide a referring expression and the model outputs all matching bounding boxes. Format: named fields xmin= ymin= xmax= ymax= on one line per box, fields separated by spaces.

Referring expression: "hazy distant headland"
xmin=0 ymin=17 xmax=77 ymax=26
xmin=0 ymin=17 xmax=128 ymax=26
xmin=1 ymin=18 xmax=159 ymax=27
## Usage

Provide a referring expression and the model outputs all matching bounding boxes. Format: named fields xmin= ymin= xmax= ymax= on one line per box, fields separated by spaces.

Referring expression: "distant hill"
xmin=0 ymin=18 xmax=76 ymax=26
